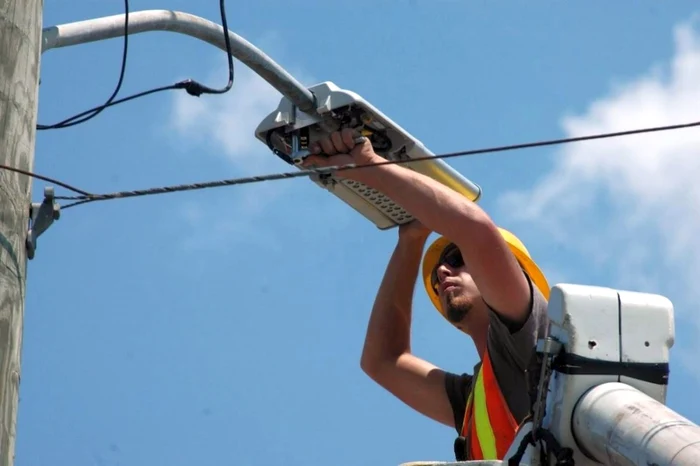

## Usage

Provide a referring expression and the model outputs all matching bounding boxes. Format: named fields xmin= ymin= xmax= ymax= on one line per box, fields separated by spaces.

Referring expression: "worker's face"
xmin=431 ymin=244 xmax=481 ymax=330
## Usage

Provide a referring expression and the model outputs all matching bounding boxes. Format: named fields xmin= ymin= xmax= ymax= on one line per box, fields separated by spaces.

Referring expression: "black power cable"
xmin=37 ymin=0 xmax=234 ymax=130
xmin=0 ymin=163 xmax=91 ymax=196
xmin=2 ymin=118 xmax=697 ymax=209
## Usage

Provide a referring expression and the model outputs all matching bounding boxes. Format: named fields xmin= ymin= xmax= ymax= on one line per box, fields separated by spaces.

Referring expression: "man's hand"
xmin=398 ymin=220 xmax=431 ymax=243
xmin=302 ymin=128 xmax=383 ymax=177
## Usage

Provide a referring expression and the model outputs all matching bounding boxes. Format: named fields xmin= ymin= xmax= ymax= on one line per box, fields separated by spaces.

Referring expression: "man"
xmin=304 ymin=129 xmax=551 ymax=461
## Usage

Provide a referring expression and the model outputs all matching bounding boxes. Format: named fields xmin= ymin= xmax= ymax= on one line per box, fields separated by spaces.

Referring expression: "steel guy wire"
xmin=2 ymin=118 xmax=698 ymax=210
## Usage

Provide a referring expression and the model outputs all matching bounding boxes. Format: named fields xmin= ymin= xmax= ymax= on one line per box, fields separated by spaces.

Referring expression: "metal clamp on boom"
xmin=26 ymin=186 xmax=60 ymax=260
xmin=532 ymin=336 xmax=562 ymax=435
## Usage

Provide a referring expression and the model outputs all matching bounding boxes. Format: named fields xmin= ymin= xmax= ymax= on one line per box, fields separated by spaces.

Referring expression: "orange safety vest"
xmin=458 ymin=347 xmax=520 ymax=460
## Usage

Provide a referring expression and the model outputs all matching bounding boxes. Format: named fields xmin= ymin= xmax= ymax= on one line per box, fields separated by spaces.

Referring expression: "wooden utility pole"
xmin=0 ymin=1 xmax=43 ymax=465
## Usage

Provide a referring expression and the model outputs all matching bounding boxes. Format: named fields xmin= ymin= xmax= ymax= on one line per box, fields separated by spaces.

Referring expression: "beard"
xmin=444 ymin=292 xmax=473 ymax=323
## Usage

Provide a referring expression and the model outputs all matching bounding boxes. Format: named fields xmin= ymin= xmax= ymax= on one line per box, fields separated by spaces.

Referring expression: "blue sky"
xmin=17 ymin=1 xmax=700 ymax=465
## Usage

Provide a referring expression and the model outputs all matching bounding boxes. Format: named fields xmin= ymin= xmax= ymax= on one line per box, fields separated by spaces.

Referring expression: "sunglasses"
xmin=430 ymin=244 xmax=464 ymax=293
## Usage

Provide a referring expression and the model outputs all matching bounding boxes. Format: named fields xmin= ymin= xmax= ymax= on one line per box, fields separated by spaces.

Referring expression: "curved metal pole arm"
xmin=41 ymin=9 xmax=317 ymax=112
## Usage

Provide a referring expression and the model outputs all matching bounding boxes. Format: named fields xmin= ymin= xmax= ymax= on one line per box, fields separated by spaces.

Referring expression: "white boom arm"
xmin=402 ymin=284 xmax=700 ymax=466
xmin=573 ymin=381 xmax=700 ymax=465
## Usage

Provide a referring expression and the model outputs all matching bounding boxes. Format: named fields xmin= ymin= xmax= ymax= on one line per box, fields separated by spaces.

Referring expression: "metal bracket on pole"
xmin=26 ymin=187 xmax=60 ymax=260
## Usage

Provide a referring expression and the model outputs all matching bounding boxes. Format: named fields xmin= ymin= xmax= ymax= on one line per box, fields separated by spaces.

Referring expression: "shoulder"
xmin=489 ymin=270 xmax=548 ymax=335
xmin=487 ymin=271 xmax=549 ymax=370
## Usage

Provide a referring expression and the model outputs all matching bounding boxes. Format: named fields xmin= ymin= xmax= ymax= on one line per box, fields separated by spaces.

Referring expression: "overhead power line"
xmin=19 ymin=0 xmax=700 ymax=211
xmin=2 ymin=118 xmax=698 ymax=210
xmin=37 ymin=0 xmax=234 ymax=131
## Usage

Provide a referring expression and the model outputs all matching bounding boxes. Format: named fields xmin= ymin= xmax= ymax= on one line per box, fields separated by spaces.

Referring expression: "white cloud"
xmin=170 ymin=58 xmax=313 ymax=175
xmin=497 ymin=16 xmax=700 ymax=373
xmin=167 ymin=40 xmax=319 ymax=251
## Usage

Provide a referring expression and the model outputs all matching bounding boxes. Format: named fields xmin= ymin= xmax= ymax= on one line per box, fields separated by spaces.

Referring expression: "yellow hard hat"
xmin=421 ymin=227 xmax=550 ymax=320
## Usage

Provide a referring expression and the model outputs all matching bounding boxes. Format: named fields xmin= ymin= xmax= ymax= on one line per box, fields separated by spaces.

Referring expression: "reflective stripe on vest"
xmin=460 ymin=348 xmax=519 ymax=460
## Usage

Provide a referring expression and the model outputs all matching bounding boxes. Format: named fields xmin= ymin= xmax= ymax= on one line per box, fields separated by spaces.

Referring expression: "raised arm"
xmin=360 ymin=221 xmax=456 ymax=428
xmin=306 ymin=130 xmax=532 ymax=326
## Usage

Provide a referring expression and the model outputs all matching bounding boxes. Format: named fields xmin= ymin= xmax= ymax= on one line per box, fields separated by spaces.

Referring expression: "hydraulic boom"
xmin=401 ymin=284 xmax=699 ymax=466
